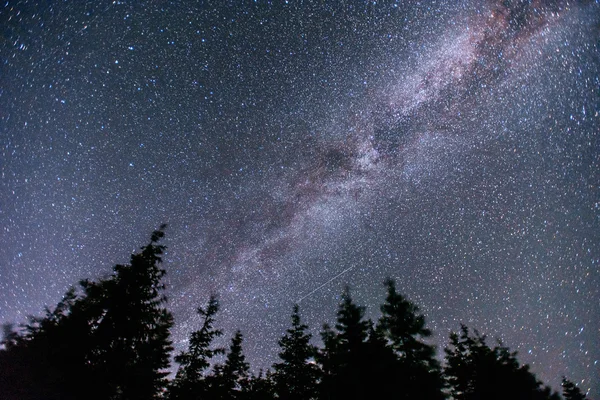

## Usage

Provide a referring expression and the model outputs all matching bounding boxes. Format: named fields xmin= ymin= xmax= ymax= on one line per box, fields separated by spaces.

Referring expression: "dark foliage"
xmin=0 ymin=233 xmax=584 ymax=400
xmin=377 ymin=278 xmax=446 ymax=400
xmin=205 ymin=330 xmax=250 ymax=400
xmin=241 ymin=370 xmax=275 ymax=400
xmin=0 ymin=226 xmax=173 ymax=400
xmin=273 ymin=304 xmax=320 ymax=400
xmin=444 ymin=325 xmax=561 ymax=400
xmin=562 ymin=377 xmax=587 ymax=400
xmin=168 ymin=295 xmax=225 ymax=400
xmin=318 ymin=287 xmax=373 ymax=400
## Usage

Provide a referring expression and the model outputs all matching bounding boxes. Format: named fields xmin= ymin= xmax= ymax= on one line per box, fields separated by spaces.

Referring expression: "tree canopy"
xmin=0 ymin=228 xmax=587 ymax=400
xmin=0 ymin=225 xmax=173 ymax=400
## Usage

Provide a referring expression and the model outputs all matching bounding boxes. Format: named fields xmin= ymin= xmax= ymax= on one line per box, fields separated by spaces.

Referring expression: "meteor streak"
xmin=297 ymin=266 xmax=355 ymax=303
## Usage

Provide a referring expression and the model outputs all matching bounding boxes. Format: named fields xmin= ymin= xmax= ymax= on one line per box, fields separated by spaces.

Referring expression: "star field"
xmin=1 ymin=0 xmax=599 ymax=396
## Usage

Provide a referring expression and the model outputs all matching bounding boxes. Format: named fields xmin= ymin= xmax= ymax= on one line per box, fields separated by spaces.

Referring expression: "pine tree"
xmin=318 ymin=287 xmax=371 ymax=400
xmin=82 ymin=225 xmax=174 ymax=400
xmin=0 ymin=288 xmax=88 ymax=400
xmin=0 ymin=226 xmax=174 ymax=400
xmin=562 ymin=377 xmax=587 ymax=400
xmin=363 ymin=321 xmax=398 ymax=399
xmin=207 ymin=330 xmax=250 ymax=400
xmin=273 ymin=304 xmax=320 ymax=400
xmin=168 ymin=295 xmax=225 ymax=400
xmin=445 ymin=325 xmax=560 ymax=400
xmin=379 ymin=279 xmax=433 ymax=361
xmin=377 ymin=278 xmax=445 ymax=400
xmin=241 ymin=370 xmax=276 ymax=400
xmin=316 ymin=323 xmax=338 ymax=400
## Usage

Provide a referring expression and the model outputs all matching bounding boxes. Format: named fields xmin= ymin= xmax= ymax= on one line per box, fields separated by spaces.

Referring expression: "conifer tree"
xmin=445 ymin=325 xmax=560 ymax=400
xmin=562 ymin=377 xmax=587 ymax=400
xmin=241 ymin=370 xmax=276 ymax=400
xmin=207 ymin=330 xmax=250 ymax=400
xmin=83 ymin=225 xmax=174 ymax=400
xmin=379 ymin=279 xmax=433 ymax=361
xmin=273 ymin=304 xmax=319 ymax=400
xmin=316 ymin=323 xmax=338 ymax=400
xmin=318 ymin=287 xmax=371 ymax=400
xmin=0 ymin=287 xmax=89 ymax=400
xmin=363 ymin=321 xmax=398 ymax=399
xmin=168 ymin=295 xmax=225 ymax=400
xmin=377 ymin=278 xmax=445 ymax=400
xmin=0 ymin=226 xmax=174 ymax=400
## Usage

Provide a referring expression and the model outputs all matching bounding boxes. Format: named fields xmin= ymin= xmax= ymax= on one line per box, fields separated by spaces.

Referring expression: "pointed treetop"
xmin=562 ymin=377 xmax=587 ymax=400
xmin=151 ymin=224 xmax=167 ymax=243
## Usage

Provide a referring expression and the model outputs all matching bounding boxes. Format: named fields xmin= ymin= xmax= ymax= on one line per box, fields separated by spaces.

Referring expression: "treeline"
xmin=0 ymin=228 xmax=589 ymax=400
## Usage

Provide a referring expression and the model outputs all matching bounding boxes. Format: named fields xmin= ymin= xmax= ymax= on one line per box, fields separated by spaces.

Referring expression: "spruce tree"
xmin=168 ymin=295 xmax=225 ymax=400
xmin=241 ymin=370 xmax=276 ymax=400
xmin=562 ymin=377 xmax=587 ymax=400
xmin=82 ymin=225 xmax=174 ymax=400
xmin=377 ymin=278 xmax=445 ymax=400
xmin=445 ymin=325 xmax=560 ymax=400
xmin=0 ymin=226 xmax=174 ymax=400
xmin=316 ymin=323 xmax=338 ymax=400
xmin=363 ymin=321 xmax=398 ymax=399
xmin=273 ymin=304 xmax=319 ymax=400
xmin=207 ymin=330 xmax=250 ymax=400
xmin=0 ymin=287 xmax=89 ymax=400
xmin=318 ymin=287 xmax=371 ymax=400
xmin=379 ymin=279 xmax=433 ymax=361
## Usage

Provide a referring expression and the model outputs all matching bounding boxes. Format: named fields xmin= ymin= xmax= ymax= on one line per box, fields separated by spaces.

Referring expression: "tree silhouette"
xmin=0 ymin=247 xmax=586 ymax=400
xmin=168 ymin=295 xmax=225 ymax=400
xmin=361 ymin=319 xmax=399 ymax=399
xmin=0 ymin=287 xmax=88 ymax=400
xmin=316 ymin=322 xmax=337 ymax=399
xmin=562 ymin=377 xmax=587 ymax=400
xmin=318 ymin=287 xmax=372 ymax=400
xmin=206 ymin=330 xmax=250 ymax=400
xmin=0 ymin=225 xmax=174 ymax=400
xmin=241 ymin=369 xmax=276 ymax=400
xmin=83 ymin=225 xmax=174 ymax=400
xmin=445 ymin=325 xmax=560 ymax=400
xmin=377 ymin=278 xmax=445 ymax=400
xmin=273 ymin=304 xmax=320 ymax=400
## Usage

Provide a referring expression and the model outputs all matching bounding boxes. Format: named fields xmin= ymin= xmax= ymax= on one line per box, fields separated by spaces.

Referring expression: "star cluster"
xmin=1 ymin=0 xmax=598 ymax=396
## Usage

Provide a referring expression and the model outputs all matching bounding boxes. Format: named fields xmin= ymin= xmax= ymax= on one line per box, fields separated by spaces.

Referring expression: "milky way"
xmin=1 ymin=0 xmax=598 ymax=396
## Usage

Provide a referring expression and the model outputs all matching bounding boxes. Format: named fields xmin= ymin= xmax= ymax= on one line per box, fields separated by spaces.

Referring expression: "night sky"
xmin=1 ymin=0 xmax=599 ymax=396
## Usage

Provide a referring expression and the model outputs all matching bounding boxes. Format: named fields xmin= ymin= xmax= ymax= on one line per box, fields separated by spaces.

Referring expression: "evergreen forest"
xmin=0 ymin=228 xmax=589 ymax=400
